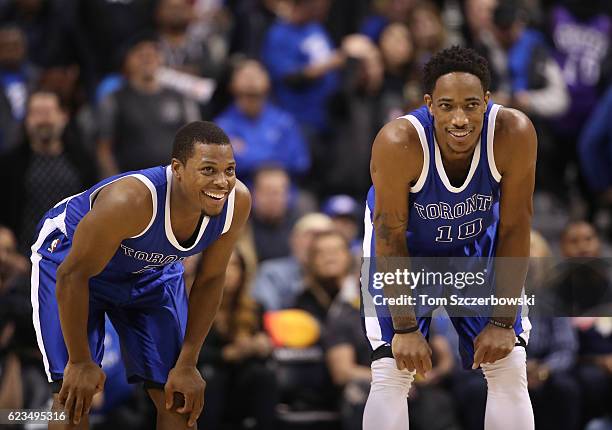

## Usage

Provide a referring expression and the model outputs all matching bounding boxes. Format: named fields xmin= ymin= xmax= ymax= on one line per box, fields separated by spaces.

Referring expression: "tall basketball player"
xmin=362 ymin=46 xmax=536 ymax=429
xmin=30 ymin=121 xmax=251 ymax=429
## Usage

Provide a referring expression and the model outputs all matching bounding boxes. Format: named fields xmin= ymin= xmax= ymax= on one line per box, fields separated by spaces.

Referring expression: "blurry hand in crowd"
xmin=251 ymin=332 xmax=273 ymax=358
xmin=526 ymin=359 xmax=549 ymax=389
xmin=595 ymin=354 xmax=612 ymax=374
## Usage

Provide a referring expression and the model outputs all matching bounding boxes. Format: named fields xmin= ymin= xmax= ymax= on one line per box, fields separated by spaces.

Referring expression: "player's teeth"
xmin=205 ymin=192 xmax=224 ymax=199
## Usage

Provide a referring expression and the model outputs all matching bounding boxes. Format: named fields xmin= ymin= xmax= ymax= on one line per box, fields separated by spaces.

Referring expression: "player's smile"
xmin=447 ymin=127 xmax=475 ymax=144
xmin=201 ymin=189 xmax=229 ymax=209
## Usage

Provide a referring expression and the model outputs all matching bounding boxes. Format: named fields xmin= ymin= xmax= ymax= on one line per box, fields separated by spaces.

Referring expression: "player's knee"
xmin=370 ymin=357 xmax=415 ymax=397
xmin=481 ymin=347 xmax=528 ymax=395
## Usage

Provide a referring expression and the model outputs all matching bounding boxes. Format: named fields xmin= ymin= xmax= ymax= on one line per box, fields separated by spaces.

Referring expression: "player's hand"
xmin=165 ymin=365 xmax=206 ymax=428
xmin=472 ymin=324 xmax=516 ymax=369
xmin=58 ymin=360 xmax=106 ymax=425
xmin=392 ymin=331 xmax=432 ymax=375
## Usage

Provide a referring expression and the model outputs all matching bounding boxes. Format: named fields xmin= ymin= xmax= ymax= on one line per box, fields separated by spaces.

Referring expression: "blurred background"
xmin=0 ymin=0 xmax=611 ymax=428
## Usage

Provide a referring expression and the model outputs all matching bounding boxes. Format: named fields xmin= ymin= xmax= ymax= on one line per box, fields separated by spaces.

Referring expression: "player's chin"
xmin=202 ymin=200 xmax=226 ymax=216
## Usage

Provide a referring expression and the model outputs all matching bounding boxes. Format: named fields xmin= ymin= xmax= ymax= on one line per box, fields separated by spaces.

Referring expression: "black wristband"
xmin=394 ymin=325 xmax=420 ymax=334
xmin=488 ymin=319 xmax=514 ymax=330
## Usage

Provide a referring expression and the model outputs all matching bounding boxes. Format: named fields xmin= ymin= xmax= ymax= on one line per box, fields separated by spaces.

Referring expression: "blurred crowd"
xmin=1 ymin=0 xmax=612 ymax=429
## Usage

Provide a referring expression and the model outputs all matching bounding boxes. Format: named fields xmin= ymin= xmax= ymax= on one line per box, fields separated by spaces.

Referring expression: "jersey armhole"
xmin=487 ymin=104 xmax=502 ymax=183
xmin=398 ymin=115 xmax=429 ymax=193
xmin=221 ymin=187 xmax=236 ymax=235
xmin=88 ymin=175 xmax=158 ymax=239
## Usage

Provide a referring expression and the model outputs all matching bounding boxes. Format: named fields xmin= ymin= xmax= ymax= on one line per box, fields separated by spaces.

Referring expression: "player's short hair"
xmin=423 ymin=46 xmax=491 ymax=95
xmin=172 ymin=121 xmax=230 ymax=164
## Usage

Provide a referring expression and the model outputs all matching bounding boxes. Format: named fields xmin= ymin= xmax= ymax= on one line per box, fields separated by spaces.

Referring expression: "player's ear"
xmin=424 ymin=94 xmax=433 ymax=115
xmin=171 ymin=158 xmax=184 ymax=180
xmin=484 ymin=91 xmax=491 ymax=106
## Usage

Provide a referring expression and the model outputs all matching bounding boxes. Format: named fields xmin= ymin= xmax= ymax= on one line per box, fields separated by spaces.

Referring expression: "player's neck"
xmin=434 ymin=130 xmax=479 ymax=186
xmin=169 ymin=181 xmax=203 ymax=242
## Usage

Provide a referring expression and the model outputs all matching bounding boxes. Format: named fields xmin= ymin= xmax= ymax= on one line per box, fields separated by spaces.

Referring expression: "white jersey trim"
xmin=30 ymin=218 xmax=60 ymax=382
xmin=487 ymin=104 xmax=502 ymax=183
xmin=164 ymin=166 xmax=210 ymax=251
xmin=434 ymin=136 xmax=481 ymax=194
xmin=361 ymin=203 xmax=386 ymax=350
xmin=87 ymin=174 xmax=158 ymax=239
xmin=398 ymin=115 xmax=430 ymax=194
xmin=221 ymin=187 xmax=236 ymax=234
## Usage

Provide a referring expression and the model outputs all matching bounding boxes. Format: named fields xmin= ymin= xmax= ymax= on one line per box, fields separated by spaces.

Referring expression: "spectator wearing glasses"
xmin=215 ymin=59 xmax=310 ymax=185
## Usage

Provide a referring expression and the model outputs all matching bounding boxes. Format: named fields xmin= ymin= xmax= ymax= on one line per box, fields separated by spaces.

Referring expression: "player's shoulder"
xmin=92 ymin=177 xmax=154 ymax=225
xmin=371 ymin=117 xmax=424 ymax=181
xmin=79 ymin=176 xmax=154 ymax=239
xmin=495 ymin=107 xmax=535 ymax=138
xmin=493 ymin=107 xmax=537 ymax=174
xmin=373 ymin=117 xmax=423 ymax=158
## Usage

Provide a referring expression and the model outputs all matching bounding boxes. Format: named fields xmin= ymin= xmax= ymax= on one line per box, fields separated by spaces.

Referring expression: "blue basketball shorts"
xmin=31 ymin=221 xmax=188 ymax=386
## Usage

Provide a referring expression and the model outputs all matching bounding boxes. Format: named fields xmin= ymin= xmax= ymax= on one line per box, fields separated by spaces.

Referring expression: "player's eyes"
xmin=439 ymin=103 xmax=451 ymax=110
xmin=466 ymin=103 xmax=479 ymax=109
xmin=226 ymin=167 xmax=235 ymax=175
xmin=201 ymin=167 xmax=215 ymax=175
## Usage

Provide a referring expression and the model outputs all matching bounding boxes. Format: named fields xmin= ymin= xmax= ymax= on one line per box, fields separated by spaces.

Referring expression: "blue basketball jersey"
xmin=37 ymin=165 xmax=235 ymax=282
xmin=366 ymin=103 xmax=502 ymax=257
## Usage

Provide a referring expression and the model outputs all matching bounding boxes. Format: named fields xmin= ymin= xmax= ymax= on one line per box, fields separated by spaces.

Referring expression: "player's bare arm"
xmin=472 ymin=107 xmax=537 ymax=369
xmin=163 ymin=180 xmax=251 ymax=427
xmin=54 ymin=178 xmax=153 ymax=425
xmin=371 ymin=119 xmax=432 ymax=375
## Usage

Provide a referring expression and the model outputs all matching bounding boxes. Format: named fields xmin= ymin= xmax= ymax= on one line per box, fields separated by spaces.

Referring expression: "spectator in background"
xmin=484 ymin=0 xmax=568 ymax=119
xmin=96 ymin=34 xmax=200 ymax=176
xmin=359 ymin=0 xmax=416 ymax=43
xmin=547 ymin=0 xmax=611 ymax=217
xmin=322 ymin=34 xmax=385 ymax=197
xmin=293 ymin=230 xmax=355 ymax=414
xmin=227 ymin=0 xmax=280 ymax=59
xmin=0 ymin=225 xmax=47 ymax=411
xmin=215 ymin=59 xmax=310 ymax=184
xmin=324 ymin=274 xmax=370 ymax=430
xmin=579 ymin=86 xmax=612 ymax=210
xmin=574 ymin=314 xmax=612 ymax=428
xmin=249 ymin=166 xmax=297 ymax=262
xmin=295 ymin=230 xmax=354 ymax=322
xmin=550 ymin=221 xmax=612 ymax=316
xmin=198 ymin=247 xmax=277 ymax=430
xmin=322 ymin=195 xmax=363 ymax=256
xmin=76 ymin=0 xmax=157 ymax=80
xmin=253 ymin=212 xmax=334 ymax=311
xmin=155 ymin=0 xmax=220 ymax=78
xmin=462 ymin=0 xmax=497 ymax=48
xmin=409 ymin=1 xmax=450 ymax=68
xmin=378 ymin=22 xmax=420 ymax=115
xmin=482 ymin=0 xmax=569 ymax=205
xmin=526 ymin=231 xmax=581 ymax=430
xmin=0 ymin=24 xmax=35 ymax=152
xmin=262 ymin=0 xmax=343 ymax=135
xmin=0 ymin=91 xmax=97 ymax=254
